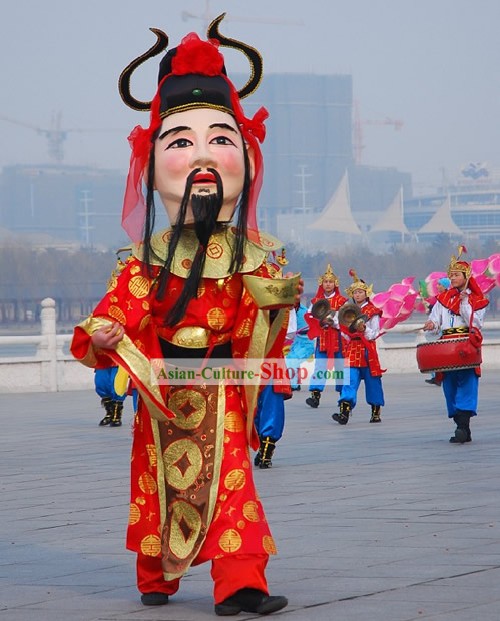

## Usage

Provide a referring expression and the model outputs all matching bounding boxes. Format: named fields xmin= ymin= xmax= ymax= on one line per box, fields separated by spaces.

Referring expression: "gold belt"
xmin=442 ymin=327 xmax=469 ymax=335
xmin=162 ymin=327 xmax=230 ymax=349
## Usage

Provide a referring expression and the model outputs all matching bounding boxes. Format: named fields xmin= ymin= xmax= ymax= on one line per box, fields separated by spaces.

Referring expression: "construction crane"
xmin=181 ymin=0 xmax=302 ymax=32
xmin=352 ymin=100 xmax=403 ymax=165
xmin=0 ymin=112 xmax=122 ymax=163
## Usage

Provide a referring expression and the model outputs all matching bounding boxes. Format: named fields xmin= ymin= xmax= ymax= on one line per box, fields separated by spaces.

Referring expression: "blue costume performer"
xmin=305 ymin=264 xmax=347 ymax=409
xmin=333 ymin=269 xmax=385 ymax=425
xmin=94 ymin=367 xmax=128 ymax=426
xmin=285 ymin=301 xmax=314 ymax=390
xmin=423 ymin=246 xmax=488 ymax=443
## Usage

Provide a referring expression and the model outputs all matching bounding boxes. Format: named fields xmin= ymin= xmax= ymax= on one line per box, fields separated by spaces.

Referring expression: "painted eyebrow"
xmin=158 ymin=122 xmax=238 ymax=141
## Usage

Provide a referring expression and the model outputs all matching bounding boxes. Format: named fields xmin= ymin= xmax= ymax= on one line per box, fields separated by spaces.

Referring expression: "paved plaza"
xmin=2 ymin=370 xmax=500 ymax=621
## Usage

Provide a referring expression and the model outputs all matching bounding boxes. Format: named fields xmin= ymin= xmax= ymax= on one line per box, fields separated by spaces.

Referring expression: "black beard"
xmin=191 ymin=192 xmax=223 ymax=248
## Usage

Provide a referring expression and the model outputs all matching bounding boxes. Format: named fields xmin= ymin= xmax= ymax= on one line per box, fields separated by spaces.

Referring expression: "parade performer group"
xmin=71 ymin=15 xmax=300 ymax=616
xmin=423 ymin=247 xmax=488 ymax=443
xmin=332 ymin=270 xmax=385 ymax=425
xmin=305 ymin=264 xmax=347 ymax=408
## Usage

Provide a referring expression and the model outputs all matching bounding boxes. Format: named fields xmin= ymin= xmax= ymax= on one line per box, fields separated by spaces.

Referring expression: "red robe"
xmin=71 ymin=227 xmax=292 ymax=580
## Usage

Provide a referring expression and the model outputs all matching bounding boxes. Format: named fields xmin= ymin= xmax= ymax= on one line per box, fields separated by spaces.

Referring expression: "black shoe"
xmin=306 ymin=390 xmax=321 ymax=408
xmin=425 ymin=378 xmax=436 ymax=385
xmin=291 ymin=385 xmax=301 ymax=391
xmin=449 ymin=430 xmax=471 ymax=444
xmin=214 ymin=588 xmax=288 ymax=616
xmin=141 ymin=592 xmax=169 ymax=606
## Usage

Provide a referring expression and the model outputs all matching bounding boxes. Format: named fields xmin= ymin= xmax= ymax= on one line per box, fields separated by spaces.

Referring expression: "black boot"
xmin=109 ymin=401 xmax=123 ymax=427
xmin=306 ymin=390 xmax=321 ymax=408
xmin=255 ymin=437 xmax=276 ymax=469
xmin=450 ymin=411 xmax=472 ymax=443
xmin=332 ymin=401 xmax=351 ymax=425
xmin=370 ymin=404 xmax=382 ymax=423
xmin=98 ymin=397 xmax=113 ymax=426
xmin=215 ymin=587 xmax=288 ymax=616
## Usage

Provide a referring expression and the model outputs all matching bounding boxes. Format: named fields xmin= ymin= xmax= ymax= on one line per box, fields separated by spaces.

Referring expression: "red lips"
xmin=193 ymin=171 xmax=217 ymax=184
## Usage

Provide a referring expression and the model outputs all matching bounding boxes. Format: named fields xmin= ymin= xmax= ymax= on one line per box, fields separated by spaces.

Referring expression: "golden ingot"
xmin=207 ymin=307 xmax=226 ymax=330
xmin=224 ymin=469 xmax=246 ymax=491
xmin=225 ymin=411 xmax=244 ymax=433
xmin=138 ymin=472 xmax=157 ymax=495
xmin=108 ymin=305 xmax=126 ymax=324
xmin=262 ymin=535 xmax=277 ymax=554
xmin=168 ymin=389 xmax=206 ymax=429
xmin=242 ymin=501 xmax=260 ymax=522
xmin=129 ymin=275 xmax=150 ymax=298
xmin=242 ymin=273 xmax=301 ymax=310
xmin=129 ymin=503 xmax=141 ymax=525
xmin=169 ymin=500 xmax=202 ymax=559
xmin=218 ymin=528 xmax=242 ymax=553
xmin=171 ymin=327 xmax=210 ymax=348
xmin=140 ymin=534 xmax=162 ymax=556
xmin=163 ymin=439 xmax=203 ymax=490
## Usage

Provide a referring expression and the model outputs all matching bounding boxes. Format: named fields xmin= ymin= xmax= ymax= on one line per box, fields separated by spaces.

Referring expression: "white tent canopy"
xmin=418 ymin=194 xmax=463 ymax=235
xmin=307 ymin=171 xmax=362 ymax=235
xmin=370 ymin=187 xmax=410 ymax=235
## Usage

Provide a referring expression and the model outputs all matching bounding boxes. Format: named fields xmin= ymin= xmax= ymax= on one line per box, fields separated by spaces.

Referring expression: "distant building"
xmin=0 ymin=164 xmax=128 ymax=249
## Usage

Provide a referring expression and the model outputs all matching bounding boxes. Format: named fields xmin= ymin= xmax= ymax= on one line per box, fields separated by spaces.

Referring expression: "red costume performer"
xmin=71 ymin=15 xmax=298 ymax=617
xmin=305 ymin=263 xmax=347 ymax=408
xmin=332 ymin=269 xmax=385 ymax=425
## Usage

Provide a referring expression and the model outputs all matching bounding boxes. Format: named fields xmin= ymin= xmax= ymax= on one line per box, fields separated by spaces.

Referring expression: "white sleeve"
xmin=364 ymin=314 xmax=380 ymax=340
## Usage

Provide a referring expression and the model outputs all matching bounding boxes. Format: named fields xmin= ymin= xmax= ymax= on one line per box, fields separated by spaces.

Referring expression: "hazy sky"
xmin=2 ymin=0 xmax=499 ymax=192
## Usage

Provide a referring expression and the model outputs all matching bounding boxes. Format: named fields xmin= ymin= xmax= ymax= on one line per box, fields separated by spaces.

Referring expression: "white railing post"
xmin=39 ymin=298 xmax=58 ymax=391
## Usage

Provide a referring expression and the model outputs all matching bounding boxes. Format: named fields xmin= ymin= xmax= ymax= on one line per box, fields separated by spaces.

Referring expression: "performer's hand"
xmin=92 ymin=322 xmax=124 ymax=350
xmin=423 ymin=320 xmax=435 ymax=331
xmin=357 ymin=322 xmax=366 ymax=333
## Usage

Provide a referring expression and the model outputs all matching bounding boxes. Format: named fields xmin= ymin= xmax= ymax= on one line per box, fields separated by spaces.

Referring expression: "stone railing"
xmin=1 ymin=297 xmax=500 ymax=393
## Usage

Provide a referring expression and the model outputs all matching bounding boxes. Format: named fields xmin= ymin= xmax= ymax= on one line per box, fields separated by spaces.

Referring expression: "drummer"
xmin=423 ymin=246 xmax=488 ymax=444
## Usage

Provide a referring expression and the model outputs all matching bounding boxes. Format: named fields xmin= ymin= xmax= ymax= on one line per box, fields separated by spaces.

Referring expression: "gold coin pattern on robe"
xmin=262 ymin=534 xmax=277 ymax=554
xmin=224 ymin=410 xmax=244 ymax=433
xmin=168 ymin=389 xmax=206 ymax=430
xmin=108 ymin=305 xmax=126 ymax=324
xmin=163 ymin=438 xmax=203 ymax=491
xmin=206 ymin=241 xmax=224 ymax=259
xmin=140 ymin=534 xmax=162 ymax=556
xmin=242 ymin=500 xmax=260 ymax=522
xmin=224 ymin=469 xmax=246 ymax=491
xmin=218 ymin=528 xmax=243 ymax=553
xmin=145 ymin=443 xmax=157 ymax=467
xmin=169 ymin=500 xmax=203 ymax=560
xmin=129 ymin=503 xmax=141 ymax=525
xmin=207 ymin=307 xmax=226 ymax=330
xmin=138 ymin=472 xmax=157 ymax=495
xmin=128 ymin=275 xmax=150 ymax=298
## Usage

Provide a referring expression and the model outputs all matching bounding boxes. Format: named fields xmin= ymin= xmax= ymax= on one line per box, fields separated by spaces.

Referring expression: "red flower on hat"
xmin=171 ymin=33 xmax=224 ymax=76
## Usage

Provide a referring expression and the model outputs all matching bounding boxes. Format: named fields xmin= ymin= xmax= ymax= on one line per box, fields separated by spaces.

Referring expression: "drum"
xmin=416 ymin=336 xmax=482 ymax=373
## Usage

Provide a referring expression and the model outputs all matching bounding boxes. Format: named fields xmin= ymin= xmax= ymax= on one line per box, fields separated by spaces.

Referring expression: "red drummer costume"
xmin=71 ymin=15 xmax=297 ymax=617
xmin=423 ymin=246 xmax=488 ymax=443
xmin=332 ymin=269 xmax=385 ymax=425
